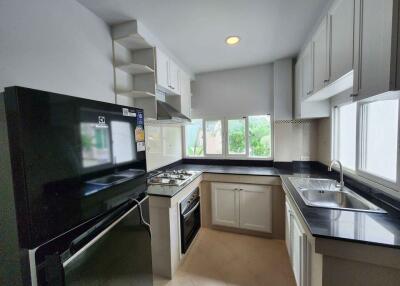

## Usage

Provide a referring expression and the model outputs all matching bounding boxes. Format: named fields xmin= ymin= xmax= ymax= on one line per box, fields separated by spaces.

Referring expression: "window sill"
xmin=333 ymin=167 xmax=400 ymax=199
xmin=184 ymin=156 xmax=273 ymax=161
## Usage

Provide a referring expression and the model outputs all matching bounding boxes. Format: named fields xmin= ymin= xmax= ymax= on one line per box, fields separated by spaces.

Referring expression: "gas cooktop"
xmin=147 ymin=170 xmax=198 ymax=186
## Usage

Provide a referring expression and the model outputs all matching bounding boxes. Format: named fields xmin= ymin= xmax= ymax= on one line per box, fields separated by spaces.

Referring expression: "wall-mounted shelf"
xmin=116 ymin=63 xmax=154 ymax=75
xmin=117 ymin=90 xmax=156 ymax=99
xmin=111 ymin=20 xmax=191 ymax=121
xmin=114 ymin=34 xmax=152 ymax=51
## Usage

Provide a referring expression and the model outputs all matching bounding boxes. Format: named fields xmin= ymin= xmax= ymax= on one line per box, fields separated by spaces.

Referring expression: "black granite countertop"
xmin=146 ymin=163 xmax=331 ymax=197
xmin=146 ymin=161 xmax=400 ymax=249
xmin=171 ymin=164 xmax=281 ymax=176
xmin=281 ymin=175 xmax=400 ymax=249
xmin=146 ymin=164 xmax=280 ymax=197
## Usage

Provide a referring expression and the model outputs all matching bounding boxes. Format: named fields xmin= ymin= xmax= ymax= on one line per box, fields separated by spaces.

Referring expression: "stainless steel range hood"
xmin=156 ymin=100 xmax=190 ymax=122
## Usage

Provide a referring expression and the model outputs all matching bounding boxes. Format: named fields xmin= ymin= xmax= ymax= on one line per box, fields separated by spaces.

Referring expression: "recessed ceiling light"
xmin=226 ymin=36 xmax=240 ymax=45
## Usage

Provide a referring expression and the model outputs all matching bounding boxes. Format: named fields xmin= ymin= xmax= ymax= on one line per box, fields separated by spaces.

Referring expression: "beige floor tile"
xmin=154 ymin=228 xmax=296 ymax=286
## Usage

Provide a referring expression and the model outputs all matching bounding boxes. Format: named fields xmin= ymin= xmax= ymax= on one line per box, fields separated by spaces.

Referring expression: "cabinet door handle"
xmin=350 ymin=93 xmax=358 ymax=98
xmin=324 ymin=79 xmax=330 ymax=83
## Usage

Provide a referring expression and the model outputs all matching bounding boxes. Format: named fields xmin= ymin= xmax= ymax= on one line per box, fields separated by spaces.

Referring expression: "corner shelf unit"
xmin=115 ymin=63 xmax=155 ymax=75
xmin=114 ymin=34 xmax=152 ymax=51
xmin=111 ymin=21 xmax=159 ymax=118
xmin=117 ymin=90 xmax=155 ymax=99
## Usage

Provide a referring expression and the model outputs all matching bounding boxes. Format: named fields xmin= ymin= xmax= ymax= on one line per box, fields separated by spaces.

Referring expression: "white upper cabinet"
xmin=329 ymin=0 xmax=355 ymax=83
xmin=353 ymin=0 xmax=399 ymax=100
xmin=302 ymin=42 xmax=314 ymax=99
xmin=294 ymin=57 xmax=303 ymax=119
xmin=296 ymin=0 xmax=400 ymax=103
xmin=155 ymin=48 xmax=191 ymax=119
xmin=295 ymin=47 xmax=330 ymax=119
xmin=156 ymin=49 xmax=169 ymax=92
xmin=156 ymin=48 xmax=181 ymax=95
xmin=312 ymin=16 xmax=330 ymax=93
xmin=168 ymin=60 xmax=180 ymax=93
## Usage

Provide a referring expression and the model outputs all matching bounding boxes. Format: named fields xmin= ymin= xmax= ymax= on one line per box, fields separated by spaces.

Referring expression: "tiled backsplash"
xmin=274 ymin=119 xmax=319 ymax=162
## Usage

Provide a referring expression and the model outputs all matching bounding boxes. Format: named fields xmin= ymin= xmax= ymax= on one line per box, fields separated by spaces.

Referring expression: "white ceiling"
xmin=78 ymin=0 xmax=327 ymax=74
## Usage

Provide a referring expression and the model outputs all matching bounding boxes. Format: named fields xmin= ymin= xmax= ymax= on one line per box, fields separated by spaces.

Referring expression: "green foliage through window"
xmin=185 ymin=116 xmax=272 ymax=158
xmin=185 ymin=119 xmax=204 ymax=156
xmin=249 ymin=115 xmax=271 ymax=157
xmin=228 ymin=119 xmax=246 ymax=154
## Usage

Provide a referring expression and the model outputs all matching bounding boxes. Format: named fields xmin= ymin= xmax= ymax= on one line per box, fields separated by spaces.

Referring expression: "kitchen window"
xmin=185 ymin=119 xmax=204 ymax=157
xmin=205 ymin=120 xmax=223 ymax=155
xmin=332 ymin=102 xmax=357 ymax=170
xmin=184 ymin=115 xmax=272 ymax=159
xmin=332 ymin=97 xmax=400 ymax=191
xmin=249 ymin=115 xmax=272 ymax=158
xmin=227 ymin=118 xmax=246 ymax=155
xmin=359 ymin=99 xmax=399 ymax=182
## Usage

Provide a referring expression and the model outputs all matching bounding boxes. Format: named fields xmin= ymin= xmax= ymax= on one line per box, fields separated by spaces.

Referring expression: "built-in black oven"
xmin=180 ymin=187 xmax=201 ymax=254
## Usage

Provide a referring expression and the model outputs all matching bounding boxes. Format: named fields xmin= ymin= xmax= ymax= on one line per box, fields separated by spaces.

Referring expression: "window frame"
xmin=332 ymin=102 xmax=357 ymax=172
xmin=226 ymin=116 xmax=249 ymax=158
xmin=204 ymin=118 xmax=225 ymax=157
xmin=356 ymin=99 xmax=400 ymax=191
xmin=247 ymin=115 xmax=273 ymax=159
xmin=183 ymin=115 xmax=273 ymax=160
xmin=183 ymin=118 xmax=205 ymax=158
xmin=331 ymin=96 xmax=400 ymax=194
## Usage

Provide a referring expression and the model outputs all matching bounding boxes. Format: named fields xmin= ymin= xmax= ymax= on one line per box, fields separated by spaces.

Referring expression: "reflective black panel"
xmin=3 ymin=87 xmax=147 ymax=248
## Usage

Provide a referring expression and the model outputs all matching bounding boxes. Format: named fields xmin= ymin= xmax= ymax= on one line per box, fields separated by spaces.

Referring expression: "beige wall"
xmin=274 ymin=118 xmax=332 ymax=164
xmin=317 ymin=118 xmax=331 ymax=165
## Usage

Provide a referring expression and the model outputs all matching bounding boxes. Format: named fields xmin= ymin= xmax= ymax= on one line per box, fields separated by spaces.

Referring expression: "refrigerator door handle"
xmin=68 ymin=199 xmax=134 ymax=255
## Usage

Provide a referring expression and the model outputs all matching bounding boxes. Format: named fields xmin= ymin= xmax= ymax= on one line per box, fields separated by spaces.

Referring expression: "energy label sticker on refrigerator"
xmin=137 ymin=142 xmax=145 ymax=152
xmin=122 ymin=108 xmax=136 ymax=117
xmin=135 ymin=126 xmax=145 ymax=142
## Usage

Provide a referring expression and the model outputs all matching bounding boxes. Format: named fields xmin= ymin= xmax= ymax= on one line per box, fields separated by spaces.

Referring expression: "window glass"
xmin=334 ymin=103 xmax=357 ymax=170
xmin=248 ymin=115 xmax=272 ymax=157
xmin=205 ymin=120 xmax=223 ymax=155
xmin=227 ymin=118 xmax=246 ymax=155
xmin=185 ymin=119 xmax=204 ymax=156
xmin=361 ymin=100 xmax=398 ymax=181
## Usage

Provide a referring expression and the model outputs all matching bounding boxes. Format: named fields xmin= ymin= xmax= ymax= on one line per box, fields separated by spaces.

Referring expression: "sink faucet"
xmin=328 ymin=160 xmax=344 ymax=190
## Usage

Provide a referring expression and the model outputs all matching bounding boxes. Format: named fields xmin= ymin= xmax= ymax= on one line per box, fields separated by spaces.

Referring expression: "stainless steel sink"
xmin=288 ymin=177 xmax=386 ymax=213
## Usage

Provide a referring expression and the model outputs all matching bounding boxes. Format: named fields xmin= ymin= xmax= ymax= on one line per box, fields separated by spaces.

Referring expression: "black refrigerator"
xmin=0 ymin=86 xmax=153 ymax=286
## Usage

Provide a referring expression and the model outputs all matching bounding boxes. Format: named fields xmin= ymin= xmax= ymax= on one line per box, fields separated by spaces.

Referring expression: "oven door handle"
xmin=182 ymin=201 xmax=200 ymax=219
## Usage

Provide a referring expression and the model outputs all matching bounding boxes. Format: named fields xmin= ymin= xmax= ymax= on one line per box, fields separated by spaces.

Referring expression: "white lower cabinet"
xmin=285 ymin=200 xmax=292 ymax=255
xmin=211 ymin=183 xmax=240 ymax=227
xmin=286 ymin=197 xmax=310 ymax=286
xmin=211 ymin=183 xmax=272 ymax=233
